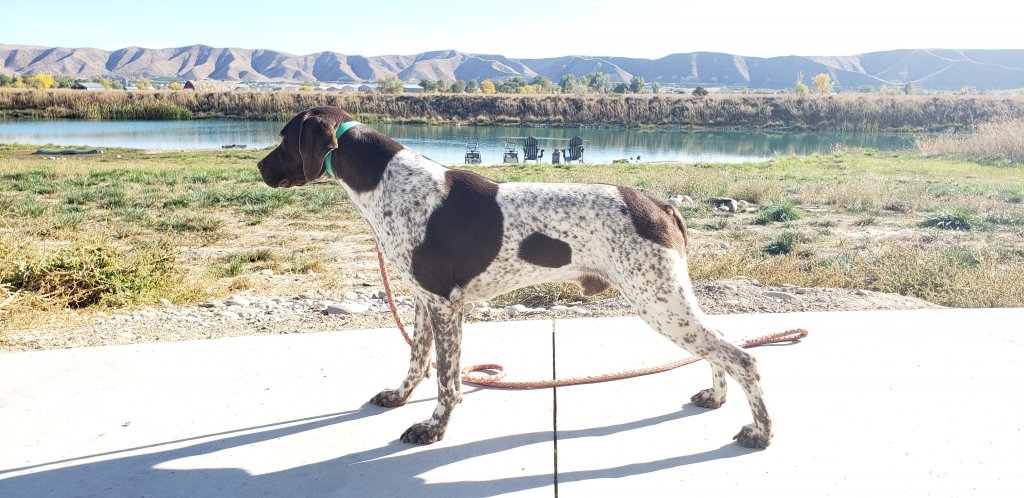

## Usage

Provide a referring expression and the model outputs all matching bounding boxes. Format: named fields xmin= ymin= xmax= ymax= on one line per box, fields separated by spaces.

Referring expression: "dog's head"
xmin=257 ymin=106 xmax=355 ymax=188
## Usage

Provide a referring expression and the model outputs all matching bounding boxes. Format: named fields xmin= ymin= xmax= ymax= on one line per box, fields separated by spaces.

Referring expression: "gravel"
xmin=1 ymin=278 xmax=941 ymax=352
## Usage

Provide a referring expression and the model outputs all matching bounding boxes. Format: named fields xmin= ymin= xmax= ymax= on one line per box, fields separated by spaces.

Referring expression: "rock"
xmin=667 ymin=197 xmax=681 ymax=207
xmin=708 ymin=197 xmax=738 ymax=212
xmin=682 ymin=195 xmax=694 ymax=204
xmin=343 ymin=291 xmax=359 ymax=300
xmin=159 ymin=298 xmax=173 ymax=307
xmin=372 ymin=290 xmax=387 ymax=299
xmin=764 ymin=291 xmax=798 ymax=302
xmin=259 ymin=269 xmax=274 ymax=276
xmin=856 ymin=289 xmax=870 ymax=296
xmin=550 ymin=305 xmax=570 ymax=311
xmin=326 ymin=302 xmax=370 ymax=315
xmin=570 ymin=306 xmax=591 ymax=315
xmin=506 ymin=304 xmax=529 ymax=317
xmin=216 ymin=311 xmax=240 ymax=320
xmin=226 ymin=295 xmax=251 ymax=307
xmin=737 ymin=199 xmax=749 ymax=210
xmin=200 ymin=300 xmax=222 ymax=309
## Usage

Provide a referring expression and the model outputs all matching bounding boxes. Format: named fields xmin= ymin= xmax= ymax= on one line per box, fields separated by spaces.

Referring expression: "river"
xmin=0 ymin=119 xmax=917 ymax=164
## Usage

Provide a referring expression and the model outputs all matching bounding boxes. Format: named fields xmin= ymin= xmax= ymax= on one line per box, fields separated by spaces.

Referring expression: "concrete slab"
xmin=553 ymin=309 xmax=1024 ymax=497
xmin=0 ymin=321 xmax=557 ymax=498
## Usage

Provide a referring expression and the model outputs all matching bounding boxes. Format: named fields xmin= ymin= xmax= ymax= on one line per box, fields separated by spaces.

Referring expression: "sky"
xmin=2 ymin=0 xmax=1020 ymax=59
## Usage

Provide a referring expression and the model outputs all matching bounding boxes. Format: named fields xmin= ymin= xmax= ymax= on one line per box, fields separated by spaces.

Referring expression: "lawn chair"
xmin=522 ymin=136 xmax=545 ymax=162
xmin=562 ymin=136 xmax=585 ymax=163
xmin=503 ymin=138 xmax=519 ymax=163
xmin=464 ymin=141 xmax=481 ymax=164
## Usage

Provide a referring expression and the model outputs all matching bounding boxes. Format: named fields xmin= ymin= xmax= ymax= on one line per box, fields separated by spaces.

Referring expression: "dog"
xmin=257 ymin=106 xmax=773 ymax=449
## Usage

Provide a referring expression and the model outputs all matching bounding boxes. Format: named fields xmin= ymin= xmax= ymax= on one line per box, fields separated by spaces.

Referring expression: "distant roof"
xmin=72 ymin=82 xmax=106 ymax=90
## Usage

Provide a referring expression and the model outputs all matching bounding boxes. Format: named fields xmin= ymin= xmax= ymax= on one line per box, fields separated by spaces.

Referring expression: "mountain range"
xmin=2 ymin=44 xmax=1024 ymax=90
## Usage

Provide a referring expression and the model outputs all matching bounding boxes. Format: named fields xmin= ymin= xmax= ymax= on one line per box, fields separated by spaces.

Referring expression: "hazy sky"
xmin=3 ymin=0 xmax=1019 ymax=58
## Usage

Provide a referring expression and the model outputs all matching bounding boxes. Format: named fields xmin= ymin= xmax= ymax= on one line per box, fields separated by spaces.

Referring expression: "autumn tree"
xmin=480 ymin=80 xmax=496 ymax=94
xmin=811 ymin=73 xmax=834 ymax=93
xmin=26 ymin=73 xmax=54 ymax=89
xmin=135 ymin=78 xmax=153 ymax=90
xmin=167 ymin=81 xmax=183 ymax=90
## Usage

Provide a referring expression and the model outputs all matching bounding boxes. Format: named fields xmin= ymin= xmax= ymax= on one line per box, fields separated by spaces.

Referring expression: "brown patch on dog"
xmin=518 ymin=232 xmax=572 ymax=268
xmin=616 ymin=185 xmax=687 ymax=253
xmin=334 ymin=125 xmax=404 ymax=193
xmin=412 ymin=170 xmax=504 ymax=298
xmin=577 ymin=274 xmax=611 ymax=296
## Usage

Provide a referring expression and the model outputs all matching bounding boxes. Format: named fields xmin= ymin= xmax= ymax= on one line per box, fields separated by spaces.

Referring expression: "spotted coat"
xmin=256 ymin=106 xmax=773 ymax=449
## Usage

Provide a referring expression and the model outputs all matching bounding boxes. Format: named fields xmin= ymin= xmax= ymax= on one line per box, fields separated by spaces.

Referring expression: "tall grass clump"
xmin=753 ymin=200 xmax=802 ymax=225
xmin=917 ymin=119 xmax=1024 ymax=163
xmin=920 ymin=207 xmax=985 ymax=230
xmin=1 ymin=242 xmax=175 ymax=308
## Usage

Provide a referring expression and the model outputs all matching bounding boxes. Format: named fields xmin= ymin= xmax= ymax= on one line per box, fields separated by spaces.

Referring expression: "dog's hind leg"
xmin=400 ymin=290 xmax=465 ymax=444
xmin=369 ymin=299 xmax=434 ymax=408
xmin=617 ymin=253 xmax=772 ymax=449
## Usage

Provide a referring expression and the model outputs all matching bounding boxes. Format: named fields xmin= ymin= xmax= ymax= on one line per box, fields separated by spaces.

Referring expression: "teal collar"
xmin=323 ymin=120 xmax=360 ymax=178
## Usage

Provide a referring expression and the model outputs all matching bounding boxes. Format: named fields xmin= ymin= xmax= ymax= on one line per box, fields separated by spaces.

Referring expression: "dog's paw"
xmin=733 ymin=424 xmax=771 ymax=449
xmin=690 ymin=388 xmax=726 ymax=409
xmin=400 ymin=420 xmax=445 ymax=445
xmin=369 ymin=389 xmax=407 ymax=408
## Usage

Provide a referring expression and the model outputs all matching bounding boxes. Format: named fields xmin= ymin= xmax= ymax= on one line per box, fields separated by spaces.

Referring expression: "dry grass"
xmin=3 ymin=89 xmax=1024 ymax=131
xmin=1 ymin=143 xmax=1022 ymax=332
xmin=918 ymin=118 xmax=1024 ymax=164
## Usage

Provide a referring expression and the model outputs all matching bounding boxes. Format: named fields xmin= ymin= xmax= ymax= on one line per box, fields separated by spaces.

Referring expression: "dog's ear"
xmin=298 ymin=115 xmax=338 ymax=182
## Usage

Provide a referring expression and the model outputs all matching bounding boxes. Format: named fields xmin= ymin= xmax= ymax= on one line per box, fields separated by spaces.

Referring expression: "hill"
xmin=2 ymin=44 xmax=1023 ymax=90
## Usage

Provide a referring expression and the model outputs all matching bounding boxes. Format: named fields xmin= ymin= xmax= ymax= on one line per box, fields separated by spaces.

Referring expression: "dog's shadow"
xmin=0 ymin=401 xmax=752 ymax=498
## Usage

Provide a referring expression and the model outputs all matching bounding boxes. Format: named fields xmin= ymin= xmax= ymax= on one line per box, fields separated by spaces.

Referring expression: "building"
xmin=403 ymin=85 xmax=425 ymax=93
xmin=71 ymin=82 xmax=106 ymax=91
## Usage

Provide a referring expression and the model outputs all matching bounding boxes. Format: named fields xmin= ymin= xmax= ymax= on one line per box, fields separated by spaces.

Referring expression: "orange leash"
xmin=376 ymin=243 xmax=807 ymax=389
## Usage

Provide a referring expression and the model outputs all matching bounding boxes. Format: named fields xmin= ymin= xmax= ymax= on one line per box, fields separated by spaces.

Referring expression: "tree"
xmin=436 ymin=79 xmax=451 ymax=93
xmin=26 ymin=73 xmax=54 ymax=89
xmin=480 ymin=80 xmax=496 ymax=94
xmin=559 ymin=74 xmax=579 ymax=94
xmin=692 ymin=86 xmax=709 ymax=97
xmin=419 ymin=79 xmax=438 ymax=92
xmin=628 ymin=76 xmax=646 ymax=93
xmin=167 ymin=81 xmax=183 ymax=90
xmin=811 ymin=73 xmax=833 ymax=93
xmin=584 ymin=72 xmax=612 ymax=93
xmin=377 ymin=75 xmax=404 ymax=94
xmin=650 ymin=82 xmax=661 ymax=94
xmin=53 ymin=75 xmax=76 ymax=88
xmin=450 ymin=80 xmax=466 ymax=93
xmin=531 ymin=75 xmax=555 ymax=93
xmin=135 ymin=78 xmax=152 ymax=90
xmin=299 ymin=83 xmax=313 ymax=92
xmin=613 ymin=82 xmax=629 ymax=94
xmin=794 ymin=82 xmax=810 ymax=96
xmin=903 ymin=82 xmax=915 ymax=95
xmin=497 ymin=76 xmax=528 ymax=93
xmin=467 ymin=79 xmax=479 ymax=93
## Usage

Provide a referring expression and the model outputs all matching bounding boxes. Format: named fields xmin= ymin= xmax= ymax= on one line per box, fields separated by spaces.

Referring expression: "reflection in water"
xmin=0 ymin=120 xmax=916 ymax=164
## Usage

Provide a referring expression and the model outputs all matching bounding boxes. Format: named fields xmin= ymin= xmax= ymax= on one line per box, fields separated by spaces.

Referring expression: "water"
xmin=0 ymin=119 xmax=916 ymax=164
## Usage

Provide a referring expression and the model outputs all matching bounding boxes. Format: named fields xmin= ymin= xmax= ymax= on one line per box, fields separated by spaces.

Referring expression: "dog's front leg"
xmin=370 ymin=300 xmax=434 ymax=407
xmin=400 ymin=292 xmax=465 ymax=444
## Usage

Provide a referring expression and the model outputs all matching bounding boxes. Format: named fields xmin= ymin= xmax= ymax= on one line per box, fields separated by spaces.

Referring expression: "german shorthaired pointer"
xmin=257 ymin=106 xmax=773 ymax=449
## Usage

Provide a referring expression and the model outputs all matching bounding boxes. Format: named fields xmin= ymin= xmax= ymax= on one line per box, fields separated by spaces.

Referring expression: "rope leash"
xmin=376 ymin=243 xmax=808 ymax=389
